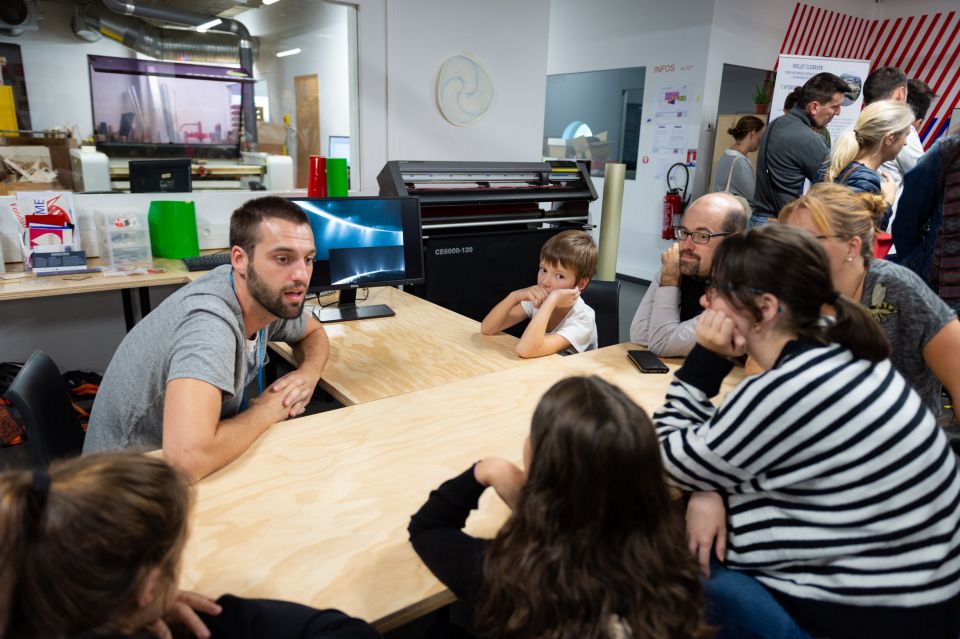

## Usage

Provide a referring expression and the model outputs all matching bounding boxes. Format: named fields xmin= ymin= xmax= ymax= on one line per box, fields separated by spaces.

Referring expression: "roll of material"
xmin=308 ymin=156 xmax=327 ymax=197
xmin=147 ymin=200 xmax=199 ymax=259
xmin=326 ymin=158 xmax=348 ymax=197
xmin=596 ymin=163 xmax=625 ymax=281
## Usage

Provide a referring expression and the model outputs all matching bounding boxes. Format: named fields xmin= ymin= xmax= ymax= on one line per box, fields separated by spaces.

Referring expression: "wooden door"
xmin=294 ymin=74 xmax=320 ymax=189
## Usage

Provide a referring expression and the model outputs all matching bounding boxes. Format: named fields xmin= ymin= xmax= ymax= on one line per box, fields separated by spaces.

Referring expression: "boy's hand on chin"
xmin=547 ymin=287 xmax=581 ymax=307
xmin=514 ymin=285 xmax=548 ymax=308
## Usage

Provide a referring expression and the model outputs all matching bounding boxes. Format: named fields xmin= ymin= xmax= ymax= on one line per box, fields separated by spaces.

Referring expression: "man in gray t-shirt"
xmin=84 ymin=196 xmax=329 ymax=479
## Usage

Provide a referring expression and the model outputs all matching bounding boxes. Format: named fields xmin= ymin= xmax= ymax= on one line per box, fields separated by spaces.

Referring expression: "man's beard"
xmin=679 ymin=250 xmax=702 ymax=277
xmin=247 ymin=263 xmax=306 ymax=319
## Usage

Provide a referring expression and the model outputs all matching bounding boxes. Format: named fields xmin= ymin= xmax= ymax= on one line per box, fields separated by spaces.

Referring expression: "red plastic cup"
xmin=308 ymin=156 xmax=328 ymax=197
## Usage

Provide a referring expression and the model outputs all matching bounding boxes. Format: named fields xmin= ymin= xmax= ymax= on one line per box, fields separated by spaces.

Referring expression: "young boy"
xmin=481 ymin=230 xmax=598 ymax=357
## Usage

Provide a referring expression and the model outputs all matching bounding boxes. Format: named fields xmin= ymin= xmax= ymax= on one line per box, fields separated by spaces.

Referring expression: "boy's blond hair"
xmin=540 ymin=230 xmax=598 ymax=283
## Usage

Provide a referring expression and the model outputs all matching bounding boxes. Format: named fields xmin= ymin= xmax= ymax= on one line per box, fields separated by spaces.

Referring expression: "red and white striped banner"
xmin=777 ymin=3 xmax=960 ymax=149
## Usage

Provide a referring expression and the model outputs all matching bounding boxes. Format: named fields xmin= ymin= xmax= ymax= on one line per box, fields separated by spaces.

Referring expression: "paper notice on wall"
xmin=770 ymin=54 xmax=871 ymax=143
xmin=654 ymin=85 xmax=690 ymax=123
xmin=652 ymin=123 xmax=687 ymax=179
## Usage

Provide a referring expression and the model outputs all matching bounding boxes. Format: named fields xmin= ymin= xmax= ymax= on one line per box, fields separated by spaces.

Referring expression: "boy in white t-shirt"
xmin=481 ymin=230 xmax=598 ymax=357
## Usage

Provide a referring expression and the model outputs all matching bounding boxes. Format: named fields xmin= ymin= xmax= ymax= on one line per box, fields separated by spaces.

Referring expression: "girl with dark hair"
xmin=657 ymin=224 xmax=960 ymax=639
xmin=712 ymin=115 xmax=765 ymax=213
xmin=409 ymin=376 xmax=711 ymax=639
xmin=0 ymin=453 xmax=381 ymax=639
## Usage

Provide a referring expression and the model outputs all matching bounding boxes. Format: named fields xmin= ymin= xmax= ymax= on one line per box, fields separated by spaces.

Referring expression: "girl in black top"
xmin=409 ymin=375 xmax=711 ymax=639
xmin=0 ymin=452 xmax=381 ymax=639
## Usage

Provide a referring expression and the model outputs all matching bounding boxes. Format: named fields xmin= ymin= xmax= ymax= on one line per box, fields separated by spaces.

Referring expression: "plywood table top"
xmin=179 ymin=343 xmax=744 ymax=631
xmin=0 ymin=256 xmax=207 ymax=301
xmin=271 ymin=287 xmax=554 ymax=405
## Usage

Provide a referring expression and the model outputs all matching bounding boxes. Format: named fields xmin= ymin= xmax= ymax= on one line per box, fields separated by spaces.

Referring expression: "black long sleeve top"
xmin=408 ymin=466 xmax=490 ymax=604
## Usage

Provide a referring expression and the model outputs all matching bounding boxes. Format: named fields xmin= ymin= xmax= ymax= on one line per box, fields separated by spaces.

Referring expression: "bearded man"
xmin=84 ymin=196 xmax=329 ymax=479
xmin=629 ymin=193 xmax=748 ymax=356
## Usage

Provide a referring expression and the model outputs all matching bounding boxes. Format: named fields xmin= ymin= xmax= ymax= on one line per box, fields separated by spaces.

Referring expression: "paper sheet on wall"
xmin=652 ymin=123 xmax=687 ymax=179
xmin=769 ymin=55 xmax=871 ymax=143
xmin=654 ymin=85 xmax=690 ymax=123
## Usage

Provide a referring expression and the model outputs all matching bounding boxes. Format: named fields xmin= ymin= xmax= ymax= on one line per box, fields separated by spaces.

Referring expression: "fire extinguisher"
xmin=661 ymin=162 xmax=691 ymax=240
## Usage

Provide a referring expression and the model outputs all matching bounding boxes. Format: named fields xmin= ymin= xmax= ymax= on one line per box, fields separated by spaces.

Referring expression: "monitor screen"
xmin=291 ymin=196 xmax=424 ymax=294
xmin=328 ymin=135 xmax=351 ymax=165
xmin=88 ymin=55 xmax=251 ymax=159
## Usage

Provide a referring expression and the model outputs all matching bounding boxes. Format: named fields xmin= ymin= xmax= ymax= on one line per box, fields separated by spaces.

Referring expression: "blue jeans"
xmin=705 ymin=561 xmax=811 ymax=639
xmin=748 ymin=213 xmax=776 ymax=229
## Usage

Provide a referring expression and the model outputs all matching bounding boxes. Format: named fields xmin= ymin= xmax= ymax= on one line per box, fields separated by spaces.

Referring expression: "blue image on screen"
xmin=294 ymin=199 xmax=407 ymax=286
xmin=329 ymin=245 xmax=405 ymax=285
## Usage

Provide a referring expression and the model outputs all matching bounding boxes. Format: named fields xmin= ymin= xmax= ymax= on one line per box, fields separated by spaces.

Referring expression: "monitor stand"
xmin=314 ymin=288 xmax=396 ymax=323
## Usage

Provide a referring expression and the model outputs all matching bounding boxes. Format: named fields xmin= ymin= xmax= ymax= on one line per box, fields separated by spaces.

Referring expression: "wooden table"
xmin=0 ymin=256 xmax=207 ymax=330
xmin=271 ymin=287 xmax=553 ymax=405
xmin=180 ymin=343 xmax=744 ymax=631
xmin=0 ymin=256 xmax=203 ymax=301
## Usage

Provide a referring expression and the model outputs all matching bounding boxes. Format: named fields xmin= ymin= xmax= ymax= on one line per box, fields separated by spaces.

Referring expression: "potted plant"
xmin=753 ymin=81 xmax=772 ymax=115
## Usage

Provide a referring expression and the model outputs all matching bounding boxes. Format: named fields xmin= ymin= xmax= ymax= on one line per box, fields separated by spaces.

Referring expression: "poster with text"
xmin=770 ymin=55 xmax=871 ymax=143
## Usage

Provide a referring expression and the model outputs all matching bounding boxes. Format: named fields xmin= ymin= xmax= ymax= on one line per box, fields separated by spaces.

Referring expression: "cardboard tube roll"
xmin=596 ymin=162 xmax=625 ymax=281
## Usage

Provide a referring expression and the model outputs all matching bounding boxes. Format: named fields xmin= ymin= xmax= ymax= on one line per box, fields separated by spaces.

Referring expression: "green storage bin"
xmin=148 ymin=200 xmax=200 ymax=259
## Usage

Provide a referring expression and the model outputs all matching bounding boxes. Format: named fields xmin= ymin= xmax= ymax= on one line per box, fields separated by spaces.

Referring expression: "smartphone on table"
xmin=627 ymin=349 xmax=669 ymax=374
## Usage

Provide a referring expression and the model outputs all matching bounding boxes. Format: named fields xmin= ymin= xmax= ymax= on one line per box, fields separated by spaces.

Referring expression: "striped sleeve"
xmin=655 ymin=342 xmax=960 ymax=608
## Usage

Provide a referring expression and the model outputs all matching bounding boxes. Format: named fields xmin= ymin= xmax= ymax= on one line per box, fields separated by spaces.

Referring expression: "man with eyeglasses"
xmin=630 ymin=193 xmax=748 ymax=356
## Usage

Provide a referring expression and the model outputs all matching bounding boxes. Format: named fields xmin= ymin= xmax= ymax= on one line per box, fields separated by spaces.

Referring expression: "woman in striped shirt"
xmin=655 ymin=224 xmax=960 ymax=639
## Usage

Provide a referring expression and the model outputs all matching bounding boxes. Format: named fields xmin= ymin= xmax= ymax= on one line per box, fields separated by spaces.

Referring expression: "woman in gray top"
xmin=712 ymin=115 xmax=764 ymax=203
xmin=781 ymin=182 xmax=960 ymax=419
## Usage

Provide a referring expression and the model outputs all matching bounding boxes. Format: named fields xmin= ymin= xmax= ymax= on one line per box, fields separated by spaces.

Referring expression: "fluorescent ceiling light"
xmin=276 ymin=47 xmax=302 ymax=58
xmin=196 ymin=18 xmax=222 ymax=32
xmin=263 ymin=0 xmax=281 ymax=4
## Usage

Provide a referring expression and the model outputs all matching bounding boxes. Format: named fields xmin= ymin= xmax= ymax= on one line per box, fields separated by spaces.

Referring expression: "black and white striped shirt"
xmin=655 ymin=341 xmax=960 ymax=608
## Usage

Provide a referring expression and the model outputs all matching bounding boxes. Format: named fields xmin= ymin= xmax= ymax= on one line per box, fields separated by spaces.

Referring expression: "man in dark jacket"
xmin=751 ymin=73 xmax=850 ymax=224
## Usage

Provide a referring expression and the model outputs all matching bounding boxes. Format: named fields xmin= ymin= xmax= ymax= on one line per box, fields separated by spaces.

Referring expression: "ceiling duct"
xmin=84 ymin=0 xmax=258 ymax=146
xmin=75 ymin=3 xmax=248 ymax=66
xmin=0 ymin=0 xmax=41 ymax=37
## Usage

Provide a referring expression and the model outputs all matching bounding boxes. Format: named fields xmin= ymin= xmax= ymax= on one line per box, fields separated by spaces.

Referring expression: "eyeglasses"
xmin=674 ymin=227 xmax=733 ymax=245
xmin=813 ymin=234 xmax=841 ymax=241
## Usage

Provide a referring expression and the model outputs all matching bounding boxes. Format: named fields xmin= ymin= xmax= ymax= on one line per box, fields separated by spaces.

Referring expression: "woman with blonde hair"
xmin=0 ymin=453 xmax=381 ymax=639
xmin=820 ymin=101 xmax=915 ymax=215
xmin=780 ymin=182 xmax=960 ymax=418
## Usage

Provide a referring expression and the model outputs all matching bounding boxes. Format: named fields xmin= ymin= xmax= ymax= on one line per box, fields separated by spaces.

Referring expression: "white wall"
xmin=384 ymin=0 xmax=550 ymax=161
xmin=548 ymin=0 xmax=715 ymax=281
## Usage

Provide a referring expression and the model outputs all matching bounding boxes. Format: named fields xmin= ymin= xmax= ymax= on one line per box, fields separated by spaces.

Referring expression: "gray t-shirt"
xmin=83 ymin=265 xmax=308 ymax=453
xmin=712 ymin=149 xmax=756 ymax=200
xmin=861 ymin=259 xmax=956 ymax=412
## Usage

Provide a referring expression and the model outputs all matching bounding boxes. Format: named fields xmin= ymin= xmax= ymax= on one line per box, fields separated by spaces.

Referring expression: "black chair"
xmin=4 ymin=350 xmax=85 ymax=467
xmin=581 ymin=279 xmax=621 ymax=348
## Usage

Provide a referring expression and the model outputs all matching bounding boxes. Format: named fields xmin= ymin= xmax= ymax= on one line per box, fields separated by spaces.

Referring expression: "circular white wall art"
xmin=435 ymin=53 xmax=494 ymax=127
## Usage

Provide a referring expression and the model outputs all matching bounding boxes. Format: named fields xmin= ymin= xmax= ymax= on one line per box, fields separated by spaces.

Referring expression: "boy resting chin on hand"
xmin=481 ymin=230 xmax=598 ymax=357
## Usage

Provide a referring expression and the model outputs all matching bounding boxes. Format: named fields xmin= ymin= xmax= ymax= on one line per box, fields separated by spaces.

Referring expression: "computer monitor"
xmin=328 ymin=135 xmax=350 ymax=165
xmin=291 ymin=196 xmax=424 ymax=322
xmin=129 ymin=159 xmax=192 ymax=193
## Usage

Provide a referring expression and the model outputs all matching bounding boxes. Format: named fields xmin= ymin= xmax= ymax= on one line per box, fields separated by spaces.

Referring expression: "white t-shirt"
xmin=520 ymin=297 xmax=598 ymax=355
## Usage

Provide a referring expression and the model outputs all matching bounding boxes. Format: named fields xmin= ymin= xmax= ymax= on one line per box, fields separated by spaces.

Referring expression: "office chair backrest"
xmin=4 ymin=350 xmax=85 ymax=467
xmin=581 ymin=279 xmax=621 ymax=348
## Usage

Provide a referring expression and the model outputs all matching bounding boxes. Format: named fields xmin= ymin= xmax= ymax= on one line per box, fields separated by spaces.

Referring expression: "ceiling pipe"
xmin=97 ymin=0 xmax=258 ymax=147
xmin=75 ymin=4 xmax=246 ymax=65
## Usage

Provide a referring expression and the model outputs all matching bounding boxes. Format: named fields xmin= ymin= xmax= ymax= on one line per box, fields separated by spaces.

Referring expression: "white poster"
xmin=770 ymin=55 xmax=872 ymax=143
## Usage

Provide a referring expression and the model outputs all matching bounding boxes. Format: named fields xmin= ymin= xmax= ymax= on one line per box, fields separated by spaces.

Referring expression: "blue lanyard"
xmin=230 ymin=269 xmax=266 ymax=411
